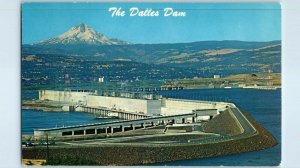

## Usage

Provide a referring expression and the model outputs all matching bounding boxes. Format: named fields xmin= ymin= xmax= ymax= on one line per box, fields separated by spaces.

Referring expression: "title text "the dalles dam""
xmin=108 ymin=7 xmax=186 ymax=17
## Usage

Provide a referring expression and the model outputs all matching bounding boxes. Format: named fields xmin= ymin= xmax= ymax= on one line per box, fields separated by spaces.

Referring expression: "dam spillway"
xmin=77 ymin=106 xmax=151 ymax=120
xmin=38 ymin=90 xmax=231 ymax=117
xmin=34 ymin=90 xmax=235 ymax=137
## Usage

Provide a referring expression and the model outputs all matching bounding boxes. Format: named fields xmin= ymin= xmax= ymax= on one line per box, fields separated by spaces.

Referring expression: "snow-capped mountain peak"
xmin=36 ymin=24 xmax=128 ymax=45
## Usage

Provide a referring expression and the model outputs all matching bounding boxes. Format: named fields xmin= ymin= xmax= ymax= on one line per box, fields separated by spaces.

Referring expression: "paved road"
xmin=229 ymin=107 xmax=257 ymax=136
xmin=55 ymin=132 xmax=219 ymax=147
xmin=30 ymin=107 xmax=258 ymax=148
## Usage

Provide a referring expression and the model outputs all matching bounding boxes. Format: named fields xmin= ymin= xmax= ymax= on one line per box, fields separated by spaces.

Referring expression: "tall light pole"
xmin=46 ymin=134 xmax=49 ymax=161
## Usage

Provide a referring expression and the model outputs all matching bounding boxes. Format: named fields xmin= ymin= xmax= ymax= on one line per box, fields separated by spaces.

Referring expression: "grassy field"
xmin=162 ymin=73 xmax=281 ymax=89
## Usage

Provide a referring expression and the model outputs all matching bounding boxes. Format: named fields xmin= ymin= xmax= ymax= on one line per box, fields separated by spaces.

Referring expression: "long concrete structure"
xmin=39 ymin=90 xmax=231 ymax=117
xmin=77 ymin=106 xmax=151 ymax=120
xmin=39 ymin=90 xmax=162 ymax=115
xmin=34 ymin=112 xmax=206 ymax=137
xmin=35 ymin=90 xmax=237 ymax=137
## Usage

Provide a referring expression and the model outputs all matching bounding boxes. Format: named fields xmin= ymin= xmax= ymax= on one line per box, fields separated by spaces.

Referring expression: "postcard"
xmin=21 ymin=2 xmax=281 ymax=166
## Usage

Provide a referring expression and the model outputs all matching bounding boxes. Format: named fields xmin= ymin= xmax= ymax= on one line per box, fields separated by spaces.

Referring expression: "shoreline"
xmin=22 ymin=99 xmax=67 ymax=112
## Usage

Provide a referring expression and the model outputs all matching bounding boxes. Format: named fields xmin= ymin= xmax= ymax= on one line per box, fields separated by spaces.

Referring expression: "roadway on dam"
xmin=34 ymin=109 xmax=220 ymax=137
xmin=42 ymin=107 xmax=257 ymax=147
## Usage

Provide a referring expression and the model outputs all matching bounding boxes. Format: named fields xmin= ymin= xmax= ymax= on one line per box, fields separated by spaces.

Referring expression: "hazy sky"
xmin=22 ymin=3 xmax=281 ymax=44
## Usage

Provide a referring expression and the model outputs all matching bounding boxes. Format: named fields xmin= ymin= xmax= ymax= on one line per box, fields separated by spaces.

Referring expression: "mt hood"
xmin=36 ymin=24 xmax=129 ymax=45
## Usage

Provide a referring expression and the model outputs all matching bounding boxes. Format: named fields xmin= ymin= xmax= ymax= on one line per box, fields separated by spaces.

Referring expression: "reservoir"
xmin=21 ymin=88 xmax=281 ymax=166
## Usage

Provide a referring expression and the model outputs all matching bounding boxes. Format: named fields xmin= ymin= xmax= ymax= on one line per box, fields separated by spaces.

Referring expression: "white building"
xmin=98 ymin=76 xmax=104 ymax=83
xmin=213 ymin=75 xmax=220 ymax=79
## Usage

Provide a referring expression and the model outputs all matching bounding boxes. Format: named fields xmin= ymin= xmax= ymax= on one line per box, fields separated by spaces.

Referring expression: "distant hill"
xmin=23 ymin=40 xmax=281 ymax=75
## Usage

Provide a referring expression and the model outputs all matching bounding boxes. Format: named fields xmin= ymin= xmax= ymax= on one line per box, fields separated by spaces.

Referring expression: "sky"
xmin=22 ymin=3 xmax=281 ymax=44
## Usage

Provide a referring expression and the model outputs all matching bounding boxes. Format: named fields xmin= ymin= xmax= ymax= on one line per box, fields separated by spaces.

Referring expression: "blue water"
xmin=21 ymin=88 xmax=281 ymax=166
xmin=21 ymin=110 xmax=118 ymax=135
xmin=153 ymin=88 xmax=281 ymax=166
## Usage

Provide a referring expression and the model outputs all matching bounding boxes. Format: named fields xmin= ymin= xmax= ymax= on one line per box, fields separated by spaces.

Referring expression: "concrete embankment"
xmin=22 ymin=111 xmax=277 ymax=165
xmin=202 ymin=110 xmax=243 ymax=136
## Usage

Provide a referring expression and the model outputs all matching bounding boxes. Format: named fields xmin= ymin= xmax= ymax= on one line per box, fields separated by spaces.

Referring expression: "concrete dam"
xmin=35 ymin=90 xmax=234 ymax=137
xmin=24 ymin=90 xmax=277 ymax=166
xmin=39 ymin=90 xmax=231 ymax=116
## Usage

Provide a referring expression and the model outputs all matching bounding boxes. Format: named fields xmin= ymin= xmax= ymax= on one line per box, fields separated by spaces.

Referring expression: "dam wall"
xmin=39 ymin=90 xmax=89 ymax=104
xmin=39 ymin=90 xmax=230 ymax=116
xmin=161 ymin=98 xmax=229 ymax=116
xmin=86 ymin=95 xmax=161 ymax=115
xmin=39 ymin=90 xmax=161 ymax=115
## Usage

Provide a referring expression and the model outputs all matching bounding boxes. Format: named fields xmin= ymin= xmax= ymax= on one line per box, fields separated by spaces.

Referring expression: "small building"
xmin=98 ymin=76 xmax=104 ymax=83
xmin=213 ymin=75 xmax=220 ymax=79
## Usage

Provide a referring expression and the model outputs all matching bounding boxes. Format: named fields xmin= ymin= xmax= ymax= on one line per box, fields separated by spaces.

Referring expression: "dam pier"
xmin=77 ymin=106 xmax=151 ymax=120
